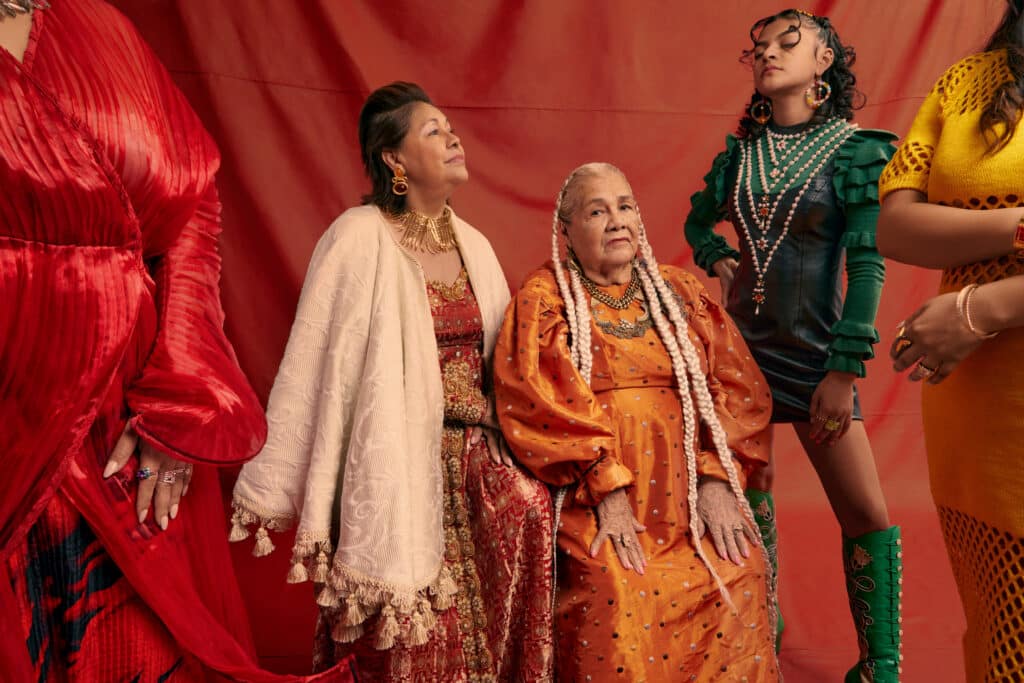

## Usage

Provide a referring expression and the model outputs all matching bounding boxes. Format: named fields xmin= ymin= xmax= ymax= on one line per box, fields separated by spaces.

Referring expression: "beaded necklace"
xmin=733 ymin=119 xmax=856 ymax=315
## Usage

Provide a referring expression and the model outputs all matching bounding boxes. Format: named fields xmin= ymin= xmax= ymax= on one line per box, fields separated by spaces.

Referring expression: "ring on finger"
xmin=157 ymin=468 xmax=189 ymax=485
xmin=915 ymin=361 xmax=938 ymax=379
xmin=136 ymin=467 xmax=154 ymax=481
xmin=893 ymin=335 xmax=913 ymax=358
xmin=823 ymin=417 xmax=842 ymax=432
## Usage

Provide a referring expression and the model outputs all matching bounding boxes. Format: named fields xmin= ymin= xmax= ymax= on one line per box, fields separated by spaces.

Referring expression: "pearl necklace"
xmin=748 ymin=120 xmax=846 ymax=250
xmin=733 ymin=120 xmax=857 ymax=315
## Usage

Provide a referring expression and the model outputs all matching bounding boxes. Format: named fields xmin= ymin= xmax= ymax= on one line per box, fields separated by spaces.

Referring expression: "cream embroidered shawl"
xmin=231 ymin=205 xmax=511 ymax=649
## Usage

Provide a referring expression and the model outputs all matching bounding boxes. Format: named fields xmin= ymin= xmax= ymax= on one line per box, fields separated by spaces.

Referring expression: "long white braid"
xmin=550 ymin=163 xmax=778 ymax=650
xmin=636 ymin=217 xmax=777 ymax=640
xmin=550 ymin=179 xmax=582 ymax=369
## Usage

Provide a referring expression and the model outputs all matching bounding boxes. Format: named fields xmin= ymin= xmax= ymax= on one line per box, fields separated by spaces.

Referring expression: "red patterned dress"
xmin=314 ymin=270 xmax=555 ymax=682
xmin=0 ymin=2 xmax=351 ymax=681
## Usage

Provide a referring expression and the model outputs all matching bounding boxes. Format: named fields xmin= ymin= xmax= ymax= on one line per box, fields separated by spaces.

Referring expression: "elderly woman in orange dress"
xmin=494 ymin=162 xmax=779 ymax=681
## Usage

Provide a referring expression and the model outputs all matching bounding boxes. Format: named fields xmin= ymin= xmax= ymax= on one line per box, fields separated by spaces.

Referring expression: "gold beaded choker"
xmin=389 ymin=205 xmax=457 ymax=254
xmin=570 ymin=260 xmax=641 ymax=309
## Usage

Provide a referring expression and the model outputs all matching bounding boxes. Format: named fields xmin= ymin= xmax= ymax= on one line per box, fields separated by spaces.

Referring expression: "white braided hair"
xmin=551 ymin=163 xmax=778 ymax=634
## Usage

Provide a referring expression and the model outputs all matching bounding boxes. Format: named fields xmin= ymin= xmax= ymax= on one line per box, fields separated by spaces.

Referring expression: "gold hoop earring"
xmin=749 ymin=98 xmax=773 ymax=125
xmin=391 ymin=166 xmax=409 ymax=196
xmin=805 ymin=77 xmax=832 ymax=109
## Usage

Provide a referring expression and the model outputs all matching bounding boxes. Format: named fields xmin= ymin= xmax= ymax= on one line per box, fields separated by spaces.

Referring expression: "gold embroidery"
xmin=428 ymin=268 xmax=469 ymax=302
xmin=441 ymin=426 xmax=496 ymax=681
xmin=442 ymin=359 xmax=488 ymax=424
xmin=849 ymin=544 xmax=873 ymax=572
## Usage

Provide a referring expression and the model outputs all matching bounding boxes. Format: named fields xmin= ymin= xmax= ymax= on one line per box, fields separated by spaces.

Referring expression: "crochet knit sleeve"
xmin=878 ymin=63 xmax=951 ymax=200
xmin=683 ymin=135 xmax=742 ymax=277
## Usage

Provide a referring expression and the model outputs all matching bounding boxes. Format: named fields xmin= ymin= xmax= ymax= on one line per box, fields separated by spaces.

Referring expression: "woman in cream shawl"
xmin=231 ymin=82 xmax=554 ymax=682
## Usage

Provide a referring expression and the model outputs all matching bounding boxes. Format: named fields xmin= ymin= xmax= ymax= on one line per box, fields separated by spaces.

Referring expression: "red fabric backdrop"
xmin=110 ymin=2 xmax=1007 ymax=680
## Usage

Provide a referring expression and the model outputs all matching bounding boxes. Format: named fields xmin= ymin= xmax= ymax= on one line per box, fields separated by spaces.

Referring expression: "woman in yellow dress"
xmin=877 ymin=2 xmax=1024 ymax=679
xmin=494 ymin=163 xmax=779 ymax=681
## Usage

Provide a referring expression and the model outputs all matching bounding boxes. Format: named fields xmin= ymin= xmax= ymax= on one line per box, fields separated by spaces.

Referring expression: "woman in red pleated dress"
xmin=0 ymin=1 xmax=353 ymax=680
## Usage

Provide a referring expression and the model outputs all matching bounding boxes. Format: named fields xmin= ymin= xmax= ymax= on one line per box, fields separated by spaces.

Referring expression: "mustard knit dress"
xmin=878 ymin=49 xmax=1024 ymax=681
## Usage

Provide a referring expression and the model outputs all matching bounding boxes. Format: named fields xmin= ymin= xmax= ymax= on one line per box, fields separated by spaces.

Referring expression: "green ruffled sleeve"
xmin=684 ymin=135 xmax=742 ymax=277
xmin=825 ymin=128 xmax=899 ymax=377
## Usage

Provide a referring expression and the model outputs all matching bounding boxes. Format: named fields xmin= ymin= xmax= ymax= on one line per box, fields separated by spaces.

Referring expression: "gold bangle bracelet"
xmin=960 ymin=284 xmax=998 ymax=340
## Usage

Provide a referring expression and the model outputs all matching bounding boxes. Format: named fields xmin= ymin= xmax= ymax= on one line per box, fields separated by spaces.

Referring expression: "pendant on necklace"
xmin=756 ymin=237 xmax=769 ymax=251
xmin=770 ymin=168 xmax=781 ymax=179
xmin=776 ymin=140 xmax=787 ymax=150
xmin=757 ymin=196 xmax=770 ymax=218
xmin=753 ymin=278 xmax=767 ymax=315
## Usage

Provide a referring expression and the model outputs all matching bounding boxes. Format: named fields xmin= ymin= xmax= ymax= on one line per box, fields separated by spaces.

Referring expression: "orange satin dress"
xmin=495 ymin=264 xmax=779 ymax=682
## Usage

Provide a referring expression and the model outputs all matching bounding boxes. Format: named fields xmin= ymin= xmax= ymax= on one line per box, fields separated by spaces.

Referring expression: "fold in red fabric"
xmin=0 ymin=2 xmax=351 ymax=680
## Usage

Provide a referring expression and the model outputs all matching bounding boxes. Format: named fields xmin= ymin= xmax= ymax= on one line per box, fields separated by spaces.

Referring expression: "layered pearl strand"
xmin=734 ymin=119 xmax=857 ymax=315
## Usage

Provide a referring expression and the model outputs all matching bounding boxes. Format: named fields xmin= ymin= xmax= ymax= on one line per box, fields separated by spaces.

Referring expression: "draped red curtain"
xmin=110 ymin=2 xmax=1004 ymax=680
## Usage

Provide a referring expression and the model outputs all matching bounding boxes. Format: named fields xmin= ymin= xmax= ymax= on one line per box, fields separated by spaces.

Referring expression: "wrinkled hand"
xmin=808 ymin=371 xmax=856 ymax=446
xmin=890 ymin=292 xmax=984 ymax=385
xmin=103 ymin=422 xmax=193 ymax=530
xmin=712 ymin=257 xmax=740 ymax=305
xmin=467 ymin=426 xmax=515 ymax=467
xmin=590 ymin=487 xmax=647 ymax=575
xmin=696 ymin=479 xmax=756 ymax=566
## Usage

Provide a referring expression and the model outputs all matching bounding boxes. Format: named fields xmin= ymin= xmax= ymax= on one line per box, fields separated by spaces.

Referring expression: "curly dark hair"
xmin=979 ymin=0 xmax=1024 ymax=153
xmin=358 ymin=82 xmax=433 ymax=214
xmin=737 ymin=9 xmax=865 ymax=139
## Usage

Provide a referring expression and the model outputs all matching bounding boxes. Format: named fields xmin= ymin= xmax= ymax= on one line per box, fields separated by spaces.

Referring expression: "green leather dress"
xmin=684 ymin=122 xmax=896 ymax=423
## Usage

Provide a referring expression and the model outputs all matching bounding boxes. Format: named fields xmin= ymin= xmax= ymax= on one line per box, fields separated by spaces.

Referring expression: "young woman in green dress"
xmin=683 ymin=9 xmax=902 ymax=682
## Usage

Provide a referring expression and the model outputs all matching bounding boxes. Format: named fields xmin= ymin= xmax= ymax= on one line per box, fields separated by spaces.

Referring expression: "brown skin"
xmin=382 ymin=102 xmax=467 ymax=284
xmin=878 ymin=189 xmax=1022 ymax=269
xmin=0 ymin=10 xmax=32 ymax=63
xmin=880 ymin=190 xmax=1024 ymax=386
xmin=566 ymin=167 xmax=757 ymax=571
xmin=381 ymin=102 xmax=514 ymax=467
xmin=751 ymin=17 xmax=834 ymax=126
xmin=713 ymin=18 xmax=890 ymax=539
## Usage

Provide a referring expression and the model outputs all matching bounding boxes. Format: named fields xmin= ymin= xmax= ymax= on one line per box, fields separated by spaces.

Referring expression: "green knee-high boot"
xmin=745 ymin=489 xmax=784 ymax=652
xmin=843 ymin=526 xmax=903 ymax=683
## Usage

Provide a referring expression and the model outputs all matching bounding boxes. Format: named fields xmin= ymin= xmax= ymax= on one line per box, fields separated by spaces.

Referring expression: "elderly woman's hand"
xmin=590 ymin=487 xmax=647 ymax=575
xmin=696 ymin=479 xmax=756 ymax=566
xmin=103 ymin=423 xmax=193 ymax=530
xmin=890 ymin=291 xmax=984 ymax=384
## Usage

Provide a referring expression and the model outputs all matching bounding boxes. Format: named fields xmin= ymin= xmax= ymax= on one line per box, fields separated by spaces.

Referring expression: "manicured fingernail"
xmin=170 ymin=504 xmax=179 ymax=519
xmin=159 ymin=515 xmax=168 ymax=530
xmin=102 ymin=461 xmax=117 ymax=478
xmin=138 ymin=508 xmax=148 ymax=524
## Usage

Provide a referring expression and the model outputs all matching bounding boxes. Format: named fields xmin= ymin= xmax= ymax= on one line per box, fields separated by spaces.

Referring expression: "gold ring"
xmin=823 ymin=417 xmax=842 ymax=432
xmin=916 ymin=362 xmax=937 ymax=378
xmin=893 ymin=335 xmax=913 ymax=357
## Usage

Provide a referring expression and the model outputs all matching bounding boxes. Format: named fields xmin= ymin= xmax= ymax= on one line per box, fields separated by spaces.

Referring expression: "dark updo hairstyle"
xmin=979 ymin=0 xmax=1024 ymax=153
xmin=737 ymin=9 xmax=865 ymax=139
xmin=358 ymin=81 xmax=432 ymax=214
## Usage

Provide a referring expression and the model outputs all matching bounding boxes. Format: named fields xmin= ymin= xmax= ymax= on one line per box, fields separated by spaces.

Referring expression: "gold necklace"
xmin=570 ymin=260 xmax=641 ymax=309
xmin=389 ymin=206 xmax=457 ymax=254
xmin=592 ymin=295 xmax=653 ymax=339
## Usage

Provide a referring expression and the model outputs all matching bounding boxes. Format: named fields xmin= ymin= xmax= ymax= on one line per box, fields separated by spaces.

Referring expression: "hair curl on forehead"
xmin=740 ymin=10 xmax=835 ymax=68
xmin=736 ymin=8 xmax=864 ymax=139
xmin=555 ymin=162 xmax=629 ymax=226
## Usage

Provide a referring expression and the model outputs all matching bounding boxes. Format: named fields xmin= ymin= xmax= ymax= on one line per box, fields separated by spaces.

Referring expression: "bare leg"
xmin=794 ymin=420 xmax=901 ymax=682
xmin=792 ymin=421 xmax=889 ymax=537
